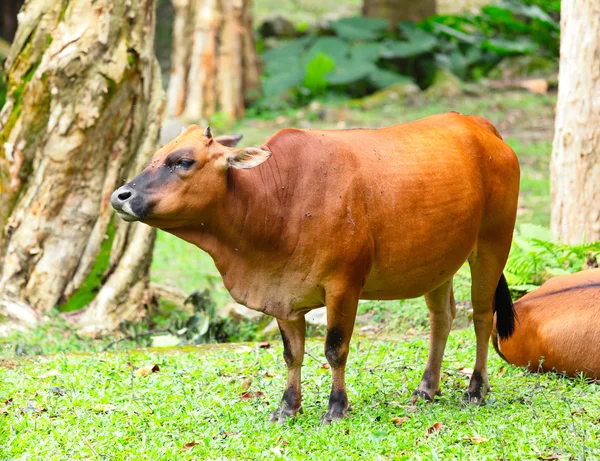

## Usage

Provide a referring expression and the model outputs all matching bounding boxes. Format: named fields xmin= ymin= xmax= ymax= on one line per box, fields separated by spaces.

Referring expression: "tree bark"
xmin=167 ymin=0 xmax=260 ymax=122
xmin=0 ymin=0 xmax=164 ymax=333
xmin=362 ymin=0 xmax=436 ymax=25
xmin=550 ymin=0 xmax=600 ymax=244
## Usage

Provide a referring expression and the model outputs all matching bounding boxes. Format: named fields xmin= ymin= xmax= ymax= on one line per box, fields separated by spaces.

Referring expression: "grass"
xmin=2 ymin=331 xmax=599 ymax=460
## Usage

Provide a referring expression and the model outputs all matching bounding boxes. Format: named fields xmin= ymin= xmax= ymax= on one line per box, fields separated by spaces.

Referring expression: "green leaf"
xmin=431 ymin=22 xmax=479 ymax=44
xmin=304 ymin=37 xmax=349 ymax=65
xmin=326 ymin=58 xmax=377 ymax=85
xmin=380 ymin=37 xmax=437 ymax=59
xmin=481 ymin=38 xmax=538 ymax=55
xmin=350 ymin=42 xmax=382 ymax=63
xmin=261 ymin=36 xmax=313 ymax=63
xmin=330 ymin=17 xmax=389 ymax=41
xmin=369 ymin=70 xmax=413 ymax=89
xmin=303 ymin=52 xmax=335 ymax=93
xmin=262 ymin=69 xmax=305 ymax=98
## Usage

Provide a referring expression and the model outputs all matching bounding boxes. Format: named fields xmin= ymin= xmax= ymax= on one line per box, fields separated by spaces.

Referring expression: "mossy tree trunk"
xmin=0 ymin=0 xmax=164 ymax=333
xmin=362 ymin=0 xmax=435 ymax=25
xmin=550 ymin=0 xmax=600 ymax=244
xmin=167 ymin=0 xmax=261 ymax=122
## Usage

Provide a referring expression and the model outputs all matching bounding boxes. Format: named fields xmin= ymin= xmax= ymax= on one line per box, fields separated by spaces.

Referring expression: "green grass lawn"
xmin=2 ymin=330 xmax=598 ymax=460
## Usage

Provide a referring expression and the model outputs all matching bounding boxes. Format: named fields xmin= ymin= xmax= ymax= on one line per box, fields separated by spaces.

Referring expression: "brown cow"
xmin=493 ymin=269 xmax=600 ymax=379
xmin=111 ymin=113 xmax=520 ymax=423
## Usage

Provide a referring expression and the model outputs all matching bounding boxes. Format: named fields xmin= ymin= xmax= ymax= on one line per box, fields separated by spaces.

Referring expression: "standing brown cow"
xmin=493 ymin=268 xmax=600 ymax=379
xmin=111 ymin=113 xmax=520 ymax=423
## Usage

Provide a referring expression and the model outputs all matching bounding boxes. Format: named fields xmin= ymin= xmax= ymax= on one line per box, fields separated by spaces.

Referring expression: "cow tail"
xmin=494 ymin=273 xmax=516 ymax=340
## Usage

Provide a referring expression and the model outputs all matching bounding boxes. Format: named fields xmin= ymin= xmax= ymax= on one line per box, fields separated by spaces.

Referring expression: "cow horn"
xmin=204 ymin=126 xmax=212 ymax=139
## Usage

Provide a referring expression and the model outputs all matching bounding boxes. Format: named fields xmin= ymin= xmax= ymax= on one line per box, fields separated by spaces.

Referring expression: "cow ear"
xmin=214 ymin=134 xmax=243 ymax=147
xmin=227 ymin=147 xmax=272 ymax=169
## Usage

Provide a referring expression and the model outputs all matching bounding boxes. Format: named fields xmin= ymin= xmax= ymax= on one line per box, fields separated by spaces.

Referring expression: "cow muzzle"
xmin=110 ymin=185 xmax=142 ymax=222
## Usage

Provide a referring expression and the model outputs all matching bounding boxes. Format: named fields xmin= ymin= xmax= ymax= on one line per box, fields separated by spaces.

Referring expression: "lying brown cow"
xmin=493 ymin=269 xmax=600 ymax=379
xmin=111 ymin=113 xmax=520 ymax=423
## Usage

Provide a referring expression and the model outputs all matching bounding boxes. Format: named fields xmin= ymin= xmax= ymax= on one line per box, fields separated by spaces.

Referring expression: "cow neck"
xmin=167 ymin=163 xmax=283 ymax=273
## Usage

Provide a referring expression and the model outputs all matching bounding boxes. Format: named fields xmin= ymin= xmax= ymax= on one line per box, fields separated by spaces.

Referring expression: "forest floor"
xmin=1 ymin=88 xmax=576 ymax=460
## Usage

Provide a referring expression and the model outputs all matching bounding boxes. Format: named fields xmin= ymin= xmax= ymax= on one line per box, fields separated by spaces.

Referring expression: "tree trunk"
xmin=0 ymin=0 xmax=24 ymax=42
xmin=167 ymin=0 xmax=260 ymax=122
xmin=362 ymin=0 xmax=436 ymax=25
xmin=550 ymin=0 xmax=600 ymax=244
xmin=0 ymin=0 xmax=164 ymax=333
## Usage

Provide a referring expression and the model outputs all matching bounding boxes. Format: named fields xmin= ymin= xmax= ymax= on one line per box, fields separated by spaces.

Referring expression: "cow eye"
xmin=175 ymin=158 xmax=195 ymax=169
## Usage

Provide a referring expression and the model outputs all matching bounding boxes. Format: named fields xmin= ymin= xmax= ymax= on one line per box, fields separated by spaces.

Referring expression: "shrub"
xmin=257 ymin=0 xmax=560 ymax=109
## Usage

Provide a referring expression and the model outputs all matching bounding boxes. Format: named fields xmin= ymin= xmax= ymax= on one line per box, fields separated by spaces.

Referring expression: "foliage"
xmin=3 ymin=331 xmax=600 ymax=460
xmin=505 ymin=224 xmax=600 ymax=295
xmin=258 ymin=0 xmax=560 ymax=108
xmin=114 ymin=290 xmax=261 ymax=349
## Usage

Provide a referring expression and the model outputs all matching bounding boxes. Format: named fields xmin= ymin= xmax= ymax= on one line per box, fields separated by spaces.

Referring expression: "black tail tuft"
xmin=494 ymin=273 xmax=516 ymax=340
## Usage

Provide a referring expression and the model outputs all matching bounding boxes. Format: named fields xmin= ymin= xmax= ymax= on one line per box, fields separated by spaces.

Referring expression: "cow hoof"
xmin=464 ymin=391 xmax=487 ymax=406
xmin=320 ymin=408 xmax=348 ymax=425
xmin=411 ymin=388 xmax=441 ymax=403
xmin=270 ymin=405 xmax=302 ymax=424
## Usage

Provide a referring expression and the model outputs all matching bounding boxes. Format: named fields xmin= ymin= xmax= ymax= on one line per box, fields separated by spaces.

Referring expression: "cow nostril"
xmin=118 ymin=191 xmax=132 ymax=201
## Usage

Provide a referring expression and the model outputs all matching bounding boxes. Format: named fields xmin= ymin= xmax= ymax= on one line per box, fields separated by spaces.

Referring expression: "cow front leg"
xmin=321 ymin=292 xmax=359 ymax=424
xmin=270 ymin=316 xmax=306 ymax=424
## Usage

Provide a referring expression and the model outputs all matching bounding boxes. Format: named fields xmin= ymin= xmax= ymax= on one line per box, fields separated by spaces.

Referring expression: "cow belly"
xmin=361 ymin=210 xmax=480 ymax=299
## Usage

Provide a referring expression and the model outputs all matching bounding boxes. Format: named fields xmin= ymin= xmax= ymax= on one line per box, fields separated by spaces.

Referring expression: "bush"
xmin=257 ymin=0 xmax=560 ymax=109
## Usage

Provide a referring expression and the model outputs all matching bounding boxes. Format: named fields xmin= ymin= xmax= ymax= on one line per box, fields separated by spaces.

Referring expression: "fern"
xmin=505 ymin=224 xmax=600 ymax=297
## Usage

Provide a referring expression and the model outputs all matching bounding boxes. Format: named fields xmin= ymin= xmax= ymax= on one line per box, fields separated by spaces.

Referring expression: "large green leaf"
xmin=350 ymin=42 xmax=382 ymax=63
xmin=330 ymin=17 xmax=389 ymax=41
xmin=303 ymin=52 xmax=335 ymax=93
xmin=326 ymin=58 xmax=377 ymax=85
xmin=481 ymin=37 xmax=538 ymax=55
xmin=304 ymin=37 xmax=349 ymax=65
xmin=262 ymin=36 xmax=313 ymax=63
xmin=369 ymin=70 xmax=413 ymax=89
xmin=398 ymin=22 xmax=438 ymax=44
xmin=262 ymin=37 xmax=313 ymax=74
xmin=262 ymin=68 xmax=305 ymax=98
xmin=431 ymin=22 xmax=479 ymax=44
xmin=380 ymin=37 xmax=437 ymax=59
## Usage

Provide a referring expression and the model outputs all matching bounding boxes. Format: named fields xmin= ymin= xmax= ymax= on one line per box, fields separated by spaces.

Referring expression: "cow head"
xmin=110 ymin=125 xmax=271 ymax=228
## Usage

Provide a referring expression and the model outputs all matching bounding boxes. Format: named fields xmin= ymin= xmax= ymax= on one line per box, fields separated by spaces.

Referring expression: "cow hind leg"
xmin=466 ymin=241 xmax=509 ymax=404
xmin=270 ymin=317 xmax=306 ymax=423
xmin=414 ymin=279 xmax=456 ymax=401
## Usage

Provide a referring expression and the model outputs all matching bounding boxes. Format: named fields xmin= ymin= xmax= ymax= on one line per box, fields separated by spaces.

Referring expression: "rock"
xmin=305 ymin=307 xmax=327 ymax=326
xmin=424 ymin=68 xmax=463 ymax=99
xmin=220 ymin=302 xmax=265 ymax=322
xmin=258 ymin=16 xmax=297 ymax=38
xmin=351 ymin=81 xmax=421 ymax=110
xmin=518 ymin=78 xmax=548 ymax=95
